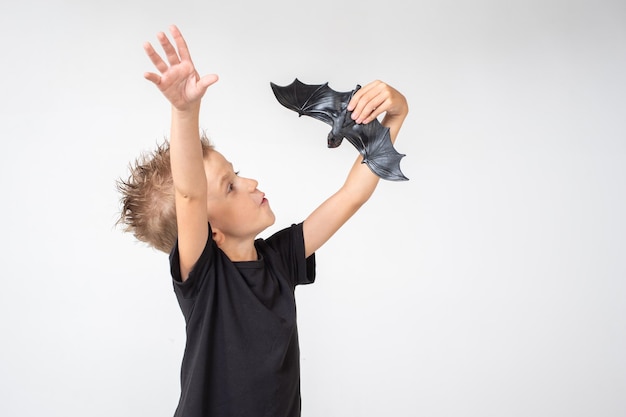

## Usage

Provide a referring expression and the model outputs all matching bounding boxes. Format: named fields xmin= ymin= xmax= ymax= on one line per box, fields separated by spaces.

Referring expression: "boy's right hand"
xmin=143 ymin=25 xmax=218 ymax=111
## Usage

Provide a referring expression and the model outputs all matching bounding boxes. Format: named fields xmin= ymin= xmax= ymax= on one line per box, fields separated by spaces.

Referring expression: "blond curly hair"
xmin=116 ymin=134 xmax=213 ymax=253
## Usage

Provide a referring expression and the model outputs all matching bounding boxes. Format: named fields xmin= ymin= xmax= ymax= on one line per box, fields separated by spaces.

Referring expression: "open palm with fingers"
xmin=143 ymin=25 xmax=218 ymax=111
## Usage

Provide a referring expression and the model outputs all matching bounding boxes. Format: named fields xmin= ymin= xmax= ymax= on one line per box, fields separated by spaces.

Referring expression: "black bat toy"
xmin=270 ymin=79 xmax=408 ymax=181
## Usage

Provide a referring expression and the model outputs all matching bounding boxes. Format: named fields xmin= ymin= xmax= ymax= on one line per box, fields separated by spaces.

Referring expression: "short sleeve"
xmin=169 ymin=223 xmax=215 ymax=300
xmin=263 ymin=222 xmax=316 ymax=287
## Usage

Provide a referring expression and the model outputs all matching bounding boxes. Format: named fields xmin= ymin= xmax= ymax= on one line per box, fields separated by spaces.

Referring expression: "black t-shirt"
xmin=169 ymin=223 xmax=315 ymax=417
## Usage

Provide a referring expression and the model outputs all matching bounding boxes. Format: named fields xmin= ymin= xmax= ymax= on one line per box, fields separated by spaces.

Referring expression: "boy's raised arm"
xmin=302 ymin=80 xmax=408 ymax=257
xmin=144 ymin=25 xmax=219 ymax=279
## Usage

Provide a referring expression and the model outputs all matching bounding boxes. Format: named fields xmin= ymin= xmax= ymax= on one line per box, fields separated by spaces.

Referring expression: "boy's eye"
xmin=227 ymin=172 xmax=239 ymax=193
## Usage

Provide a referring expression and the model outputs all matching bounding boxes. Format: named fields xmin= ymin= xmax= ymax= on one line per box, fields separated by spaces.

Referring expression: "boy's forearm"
xmin=169 ymin=105 xmax=207 ymax=198
xmin=382 ymin=112 xmax=406 ymax=146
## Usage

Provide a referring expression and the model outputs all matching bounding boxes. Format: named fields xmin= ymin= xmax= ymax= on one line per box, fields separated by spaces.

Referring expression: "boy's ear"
xmin=212 ymin=228 xmax=225 ymax=246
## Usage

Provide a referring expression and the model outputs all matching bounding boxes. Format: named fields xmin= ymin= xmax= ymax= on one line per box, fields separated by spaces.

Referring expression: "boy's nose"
xmin=246 ymin=178 xmax=259 ymax=190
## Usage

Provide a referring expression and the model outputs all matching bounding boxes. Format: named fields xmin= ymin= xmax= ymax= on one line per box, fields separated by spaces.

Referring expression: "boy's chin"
xmin=266 ymin=209 xmax=276 ymax=225
xmin=255 ymin=214 xmax=276 ymax=235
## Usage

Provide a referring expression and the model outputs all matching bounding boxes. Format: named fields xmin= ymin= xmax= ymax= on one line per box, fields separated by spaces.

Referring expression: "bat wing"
xmin=342 ymin=118 xmax=408 ymax=181
xmin=270 ymin=78 xmax=353 ymax=127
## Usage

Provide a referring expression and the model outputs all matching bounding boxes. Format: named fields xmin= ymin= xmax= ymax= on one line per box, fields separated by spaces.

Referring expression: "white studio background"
xmin=1 ymin=0 xmax=625 ymax=416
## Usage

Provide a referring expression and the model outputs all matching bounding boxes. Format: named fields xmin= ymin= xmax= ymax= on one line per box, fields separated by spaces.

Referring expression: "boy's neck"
xmin=218 ymin=239 xmax=258 ymax=262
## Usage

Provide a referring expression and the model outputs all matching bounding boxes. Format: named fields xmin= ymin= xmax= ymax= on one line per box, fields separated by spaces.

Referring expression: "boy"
xmin=118 ymin=25 xmax=408 ymax=417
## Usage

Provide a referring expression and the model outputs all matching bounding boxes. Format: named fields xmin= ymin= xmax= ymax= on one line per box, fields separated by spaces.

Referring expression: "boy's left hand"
xmin=347 ymin=80 xmax=408 ymax=125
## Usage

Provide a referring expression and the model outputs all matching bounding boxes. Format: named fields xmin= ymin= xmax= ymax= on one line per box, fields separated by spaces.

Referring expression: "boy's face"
xmin=203 ymin=150 xmax=275 ymax=240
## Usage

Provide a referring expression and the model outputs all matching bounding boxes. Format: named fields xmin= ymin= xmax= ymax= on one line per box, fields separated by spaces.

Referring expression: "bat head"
xmin=327 ymin=132 xmax=343 ymax=148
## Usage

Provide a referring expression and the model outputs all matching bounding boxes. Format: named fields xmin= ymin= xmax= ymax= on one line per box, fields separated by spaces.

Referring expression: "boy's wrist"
xmin=171 ymin=104 xmax=201 ymax=120
xmin=383 ymin=111 xmax=407 ymax=125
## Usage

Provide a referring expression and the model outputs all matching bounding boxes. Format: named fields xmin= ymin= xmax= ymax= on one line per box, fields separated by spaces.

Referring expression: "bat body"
xmin=270 ymin=79 xmax=408 ymax=181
